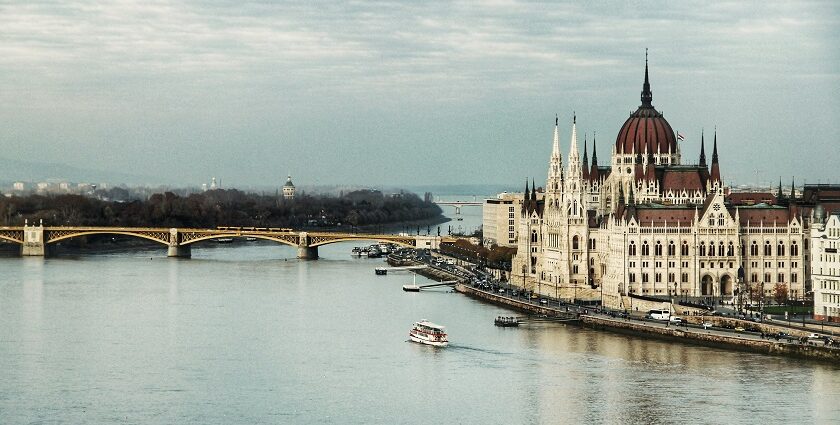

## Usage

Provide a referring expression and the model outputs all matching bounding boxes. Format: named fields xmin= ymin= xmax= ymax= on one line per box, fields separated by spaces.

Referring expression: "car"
xmin=539 ymin=299 xmax=549 ymax=305
xmin=669 ymin=316 xmax=683 ymax=324
xmin=702 ymin=322 xmax=713 ymax=330
xmin=498 ymin=288 xmax=505 ymax=294
xmin=734 ymin=326 xmax=745 ymax=332
xmin=807 ymin=333 xmax=821 ymax=339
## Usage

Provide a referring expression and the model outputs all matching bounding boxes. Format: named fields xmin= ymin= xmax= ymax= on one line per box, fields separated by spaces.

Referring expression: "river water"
xmin=1 ymin=202 xmax=839 ymax=424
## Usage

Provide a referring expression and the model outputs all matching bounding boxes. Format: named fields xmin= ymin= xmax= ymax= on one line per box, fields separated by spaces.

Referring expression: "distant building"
xmin=812 ymin=209 xmax=840 ymax=322
xmin=283 ymin=175 xmax=296 ymax=200
xmin=12 ymin=182 xmax=24 ymax=191
xmin=210 ymin=177 xmax=217 ymax=190
xmin=482 ymin=191 xmax=537 ymax=248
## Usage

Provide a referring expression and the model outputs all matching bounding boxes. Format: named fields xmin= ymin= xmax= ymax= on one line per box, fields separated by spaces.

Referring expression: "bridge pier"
xmin=167 ymin=244 xmax=191 ymax=258
xmin=297 ymin=246 xmax=318 ymax=260
xmin=21 ymin=221 xmax=46 ymax=257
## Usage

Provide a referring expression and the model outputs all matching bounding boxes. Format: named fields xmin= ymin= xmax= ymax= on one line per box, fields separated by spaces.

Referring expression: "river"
xmin=1 ymin=200 xmax=839 ymax=424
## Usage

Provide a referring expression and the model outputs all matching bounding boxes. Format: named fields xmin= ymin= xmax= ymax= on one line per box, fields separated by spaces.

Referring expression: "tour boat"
xmin=409 ymin=320 xmax=449 ymax=347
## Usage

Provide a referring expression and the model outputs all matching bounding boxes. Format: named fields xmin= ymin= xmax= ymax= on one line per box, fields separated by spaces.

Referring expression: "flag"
xmin=677 ymin=132 xmax=685 ymax=141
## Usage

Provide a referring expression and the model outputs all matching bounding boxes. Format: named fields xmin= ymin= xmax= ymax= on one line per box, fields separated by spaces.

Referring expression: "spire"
xmin=551 ymin=114 xmax=561 ymax=160
xmin=582 ymin=133 xmax=590 ymax=180
xmin=628 ymin=184 xmax=635 ymax=205
xmin=641 ymin=48 xmax=653 ymax=107
xmin=711 ymin=129 xmax=719 ymax=164
xmin=531 ymin=179 xmax=537 ymax=202
xmin=791 ymin=177 xmax=796 ymax=200
xmin=524 ymin=178 xmax=530 ymax=201
xmin=777 ymin=177 xmax=784 ymax=201
xmin=710 ymin=129 xmax=721 ymax=183
xmin=567 ymin=114 xmax=581 ymax=180
xmin=699 ymin=130 xmax=707 ymax=167
xmin=590 ymin=132 xmax=599 ymax=181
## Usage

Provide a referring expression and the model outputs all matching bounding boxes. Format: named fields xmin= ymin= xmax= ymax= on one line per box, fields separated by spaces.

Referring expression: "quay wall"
xmin=581 ymin=316 xmax=840 ymax=362
xmin=454 ymin=284 xmax=579 ymax=320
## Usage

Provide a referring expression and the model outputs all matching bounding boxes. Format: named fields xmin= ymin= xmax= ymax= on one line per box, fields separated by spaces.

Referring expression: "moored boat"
xmin=402 ymin=284 xmax=420 ymax=292
xmin=494 ymin=316 xmax=520 ymax=327
xmin=216 ymin=237 xmax=234 ymax=243
xmin=375 ymin=267 xmax=388 ymax=275
xmin=409 ymin=320 xmax=448 ymax=346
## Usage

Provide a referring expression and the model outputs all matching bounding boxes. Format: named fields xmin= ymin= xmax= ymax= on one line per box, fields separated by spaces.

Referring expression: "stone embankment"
xmin=455 ymin=283 xmax=840 ymax=363
xmin=582 ymin=316 xmax=840 ymax=362
xmin=455 ymin=283 xmax=579 ymax=320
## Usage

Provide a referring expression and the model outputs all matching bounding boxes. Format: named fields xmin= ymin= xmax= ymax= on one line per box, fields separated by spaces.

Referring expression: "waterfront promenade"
xmin=391 ymin=250 xmax=840 ymax=363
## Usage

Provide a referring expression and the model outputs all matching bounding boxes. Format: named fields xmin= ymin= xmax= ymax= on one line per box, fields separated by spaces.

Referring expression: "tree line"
xmin=0 ymin=189 xmax=443 ymax=229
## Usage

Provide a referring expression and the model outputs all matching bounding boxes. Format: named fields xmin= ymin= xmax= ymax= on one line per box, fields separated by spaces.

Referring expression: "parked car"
xmin=669 ymin=316 xmax=683 ymax=324
xmin=539 ymin=299 xmax=548 ymax=305
xmin=734 ymin=326 xmax=745 ymax=332
xmin=702 ymin=322 xmax=713 ymax=330
xmin=807 ymin=333 xmax=821 ymax=339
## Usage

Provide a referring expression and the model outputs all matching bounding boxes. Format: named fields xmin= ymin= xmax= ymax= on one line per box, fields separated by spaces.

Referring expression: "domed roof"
xmin=615 ymin=57 xmax=677 ymax=155
xmin=283 ymin=175 xmax=295 ymax=188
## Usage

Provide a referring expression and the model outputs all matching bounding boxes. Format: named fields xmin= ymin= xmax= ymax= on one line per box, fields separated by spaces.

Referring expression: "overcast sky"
xmin=1 ymin=0 xmax=838 ymax=188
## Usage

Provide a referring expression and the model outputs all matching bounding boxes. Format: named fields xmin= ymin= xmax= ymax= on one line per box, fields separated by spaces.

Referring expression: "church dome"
xmin=614 ymin=57 xmax=677 ymax=155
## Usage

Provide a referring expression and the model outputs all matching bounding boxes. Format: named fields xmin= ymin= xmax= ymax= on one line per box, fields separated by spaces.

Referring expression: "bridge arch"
xmin=307 ymin=237 xmax=416 ymax=248
xmin=46 ymin=230 xmax=170 ymax=246
xmin=0 ymin=233 xmax=23 ymax=244
xmin=179 ymin=234 xmax=299 ymax=247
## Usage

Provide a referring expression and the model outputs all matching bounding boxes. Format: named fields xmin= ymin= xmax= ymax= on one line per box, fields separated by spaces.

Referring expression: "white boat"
xmin=216 ymin=237 xmax=234 ymax=243
xmin=409 ymin=320 xmax=449 ymax=347
xmin=245 ymin=236 xmax=257 ymax=241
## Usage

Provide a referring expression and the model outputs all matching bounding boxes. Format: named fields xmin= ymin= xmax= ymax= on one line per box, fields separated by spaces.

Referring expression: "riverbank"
xmin=455 ymin=283 xmax=840 ymax=364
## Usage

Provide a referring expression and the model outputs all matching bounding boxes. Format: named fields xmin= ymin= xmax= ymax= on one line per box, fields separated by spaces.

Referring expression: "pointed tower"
xmin=710 ymin=130 xmax=721 ymax=184
xmin=790 ymin=177 xmax=796 ymax=200
xmin=546 ymin=115 xmax=564 ymax=195
xmin=523 ymin=178 xmax=530 ymax=215
xmin=590 ymin=133 xmax=599 ymax=181
xmin=699 ymin=130 xmax=707 ymax=168
xmin=641 ymin=48 xmax=653 ymax=107
xmin=531 ymin=179 xmax=537 ymax=202
xmin=567 ymin=113 xmax=582 ymax=181
xmin=582 ymin=134 xmax=590 ymax=181
xmin=776 ymin=178 xmax=784 ymax=202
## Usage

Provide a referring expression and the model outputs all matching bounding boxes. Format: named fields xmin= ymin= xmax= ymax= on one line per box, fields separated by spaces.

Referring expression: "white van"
xmin=646 ymin=309 xmax=671 ymax=321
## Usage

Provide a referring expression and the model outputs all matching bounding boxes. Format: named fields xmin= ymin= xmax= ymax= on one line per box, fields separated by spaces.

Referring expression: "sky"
xmin=0 ymin=0 xmax=838 ymax=189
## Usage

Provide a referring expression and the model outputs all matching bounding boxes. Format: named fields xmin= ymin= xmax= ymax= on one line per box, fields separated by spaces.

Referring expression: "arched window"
xmin=718 ymin=242 xmax=725 ymax=256
xmin=681 ymin=241 xmax=689 ymax=256
xmin=641 ymin=241 xmax=650 ymax=256
xmin=764 ymin=241 xmax=772 ymax=256
xmin=572 ymin=235 xmax=579 ymax=250
xmin=777 ymin=241 xmax=785 ymax=256
xmin=750 ymin=241 xmax=758 ymax=256
xmin=708 ymin=240 xmax=716 ymax=257
xmin=655 ymin=241 xmax=663 ymax=256
xmin=718 ymin=213 xmax=725 ymax=226
xmin=727 ymin=242 xmax=734 ymax=256
xmin=668 ymin=241 xmax=676 ymax=256
xmin=791 ymin=241 xmax=799 ymax=256
xmin=572 ymin=264 xmax=579 ymax=274
xmin=699 ymin=243 xmax=706 ymax=257
xmin=629 ymin=241 xmax=637 ymax=256
xmin=531 ymin=230 xmax=538 ymax=243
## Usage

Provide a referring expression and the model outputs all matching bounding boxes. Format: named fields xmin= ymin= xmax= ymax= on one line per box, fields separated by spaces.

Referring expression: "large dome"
xmin=614 ymin=58 xmax=677 ymax=155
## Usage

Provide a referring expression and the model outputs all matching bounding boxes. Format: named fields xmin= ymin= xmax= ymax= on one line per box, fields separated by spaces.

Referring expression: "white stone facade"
xmin=812 ymin=213 xmax=840 ymax=322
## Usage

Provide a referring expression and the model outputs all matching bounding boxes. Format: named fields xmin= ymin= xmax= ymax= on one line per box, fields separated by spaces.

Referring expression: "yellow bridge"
xmin=0 ymin=223 xmax=439 ymax=259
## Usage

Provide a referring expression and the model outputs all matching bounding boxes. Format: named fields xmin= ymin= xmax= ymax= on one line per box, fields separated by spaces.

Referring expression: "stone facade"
xmin=812 ymin=212 xmax=840 ymax=322
xmin=511 ymin=60 xmax=814 ymax=309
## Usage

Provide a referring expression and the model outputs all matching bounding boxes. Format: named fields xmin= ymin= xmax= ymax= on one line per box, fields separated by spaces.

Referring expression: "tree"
xmin=773 ymin=283 xmax=789 ymax=305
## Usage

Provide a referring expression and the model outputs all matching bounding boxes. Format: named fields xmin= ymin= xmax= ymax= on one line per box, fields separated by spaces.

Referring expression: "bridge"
xmin=0 ymin=222 xmax=441 ymax=260
xmin=433 ymin=199 xmax=483 ymax=216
